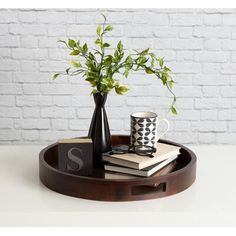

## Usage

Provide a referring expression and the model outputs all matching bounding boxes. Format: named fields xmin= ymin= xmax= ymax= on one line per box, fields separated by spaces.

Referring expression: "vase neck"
xmin=93 ymin=93 xmax=107 ymax=107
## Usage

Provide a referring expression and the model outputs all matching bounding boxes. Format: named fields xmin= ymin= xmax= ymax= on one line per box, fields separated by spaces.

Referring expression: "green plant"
xmin=53 ymin=14 xmax=177 ymax=114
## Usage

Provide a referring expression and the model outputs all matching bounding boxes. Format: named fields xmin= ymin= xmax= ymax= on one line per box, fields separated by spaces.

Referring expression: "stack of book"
xmin=102 ymin=142 xmax=181 ymax=179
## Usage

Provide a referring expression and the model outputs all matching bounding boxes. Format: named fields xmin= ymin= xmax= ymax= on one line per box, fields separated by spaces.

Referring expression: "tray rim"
xmin=39 ymin=135 xmax=196 ymax=183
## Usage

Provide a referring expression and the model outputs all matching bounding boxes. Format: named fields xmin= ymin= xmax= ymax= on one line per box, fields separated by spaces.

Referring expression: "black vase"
xmin=88 ymin=93 xmax=112 ymax=168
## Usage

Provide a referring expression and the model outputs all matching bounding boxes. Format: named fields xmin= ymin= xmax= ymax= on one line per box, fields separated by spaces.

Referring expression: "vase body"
xmin=88 ymin=93 xmax=112 ymax=168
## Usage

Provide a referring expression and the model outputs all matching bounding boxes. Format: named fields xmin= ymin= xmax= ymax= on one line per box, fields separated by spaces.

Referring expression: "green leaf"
xmin=82 ymin=43 xmax=88 ymax=53
xmin=86 ymin=77 xmax=97 ymax=87
xmin=104 ymin=56 xmax=113 ymax=65
xmin=115 ymin=85 xmax=129 ymax=95
xmin=171 ymin=106 xmax=177 ymax=115
xmin=145 ymin=67 xmax=154 ymax=74
xmin=97 ymin=25 xmax=101 ymax=36
xmin=105 ymin=25 xmax=113 ymax=31
xmin=105 ymin=77 xmax=115 ymax=88
xmin=158 ymin=57 xmax=164 ymax=68
xmin=150 ymin=53 xmax=155 ymax=68
xmin=124 ymin=68 xmax=129 ymax=78
xmin=91 ymin=89 xmax=99 ymax=95
xmin=117 ymin=40 xmax=123 ymax=52
xmin=86 ymin=77 xmax=96 ymax=86
xmin=105 ymin=67 xmax=112 ymax=77
xmin=95 ymin=38 xmax=102 ymax=47
xmin=70 ymin=50 xmax=80 ymax=56
xmin=140 ymin=48 xmax=149 ymax=55
xmin=52 ymin=73 xmax=60 ymax=80
xmin=71 ymin=60 xmax=81 ymax=68
xmin=138 ymin=56 xmax=148 ymax=64
xmin=87 ymin=71 xmax=99 ymax=78
xmin=163 ymin=66 xmax=171 ymax=72
xmin=68 ymin=39 xmax=76 ymax=48
xmin=103 ymin=43 xmax=110 ymax=48
xmin=88 ymin=52 xmax=95 ymax=60
xmin=85 ymin=76 xmax=95 ymax=81
xmin=161 ymin=74 xmax=168 ymax=85
xmin=125 ymin=55 xmax=132 ymax=64
xmin=167 ymin=80 xmax=174 ymax=89
xmin=114 ymin=50 xmax=119 ymax=60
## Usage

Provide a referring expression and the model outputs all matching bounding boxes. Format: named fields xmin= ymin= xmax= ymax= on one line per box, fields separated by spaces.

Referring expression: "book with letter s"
xmin=57 ymin=138 xmax=93 ymax=175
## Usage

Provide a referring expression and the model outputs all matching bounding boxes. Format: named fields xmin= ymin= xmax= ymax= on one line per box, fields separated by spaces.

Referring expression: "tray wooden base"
xmin=39 ymin=135 xmax=196 ymax=201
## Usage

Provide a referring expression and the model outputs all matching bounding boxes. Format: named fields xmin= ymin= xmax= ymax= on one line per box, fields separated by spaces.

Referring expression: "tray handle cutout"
xmin=131 ymin=182 xmax=166 ymax=196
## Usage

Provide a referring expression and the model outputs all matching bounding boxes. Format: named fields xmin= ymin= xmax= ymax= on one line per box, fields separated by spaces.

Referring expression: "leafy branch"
xmin=53 ymin=14 xmax=177 ymax=114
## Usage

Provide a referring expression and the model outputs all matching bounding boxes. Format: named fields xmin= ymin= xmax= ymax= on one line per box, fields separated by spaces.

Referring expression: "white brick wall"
xmin=0 ymin=8 xmax=236 ymax=144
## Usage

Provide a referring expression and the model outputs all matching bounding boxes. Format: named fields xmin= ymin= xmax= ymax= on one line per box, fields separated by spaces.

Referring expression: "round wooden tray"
xmin=39 ymin=135 xmax=196 ymax=201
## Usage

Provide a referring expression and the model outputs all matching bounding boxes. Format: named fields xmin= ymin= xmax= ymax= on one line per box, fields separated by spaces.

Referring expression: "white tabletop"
xmin=0 ymin=144 xmax=236 ymax=226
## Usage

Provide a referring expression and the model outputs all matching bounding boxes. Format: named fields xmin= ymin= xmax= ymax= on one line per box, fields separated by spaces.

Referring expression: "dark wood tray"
xmin=39 ymin=135 xmax=196 ymax=201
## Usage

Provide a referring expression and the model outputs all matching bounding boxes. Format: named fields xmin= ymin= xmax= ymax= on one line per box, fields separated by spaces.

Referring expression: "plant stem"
xmin=97 ymin=20 xmax=106 ymax=92
xmin=111 ymin=61 xmax=127 ymax=76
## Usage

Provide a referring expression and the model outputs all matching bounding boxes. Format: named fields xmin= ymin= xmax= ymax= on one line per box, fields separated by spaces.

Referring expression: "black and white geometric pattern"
xmin=130 ymin=117 xmax=157 ymax=148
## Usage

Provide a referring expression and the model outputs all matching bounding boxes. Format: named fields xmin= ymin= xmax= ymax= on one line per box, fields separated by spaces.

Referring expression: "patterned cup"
xmin=130 ymin=111 xmax=170 ymax=149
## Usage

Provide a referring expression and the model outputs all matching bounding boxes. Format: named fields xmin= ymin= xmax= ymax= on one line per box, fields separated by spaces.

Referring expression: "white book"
xmin=104 ymin=155 xmax=178 ymax=177
xmin=102 ymin=142 xmax=180 ymax=170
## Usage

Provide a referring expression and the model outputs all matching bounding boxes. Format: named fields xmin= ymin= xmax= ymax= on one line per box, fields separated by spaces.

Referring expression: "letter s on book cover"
xmin=67 ymin=147 xmax=84 ymax=171
xmin=57 ymin=138 xmax=93 ymax=175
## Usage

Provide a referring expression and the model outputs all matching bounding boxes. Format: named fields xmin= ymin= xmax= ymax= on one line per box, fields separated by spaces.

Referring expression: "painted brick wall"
xmin=0 ymin=8 xmax=236 ymax=144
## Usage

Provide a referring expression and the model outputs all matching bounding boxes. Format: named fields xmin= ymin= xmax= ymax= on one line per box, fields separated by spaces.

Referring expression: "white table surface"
xmin=0 ymin=144 xmax=236 ymax=226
